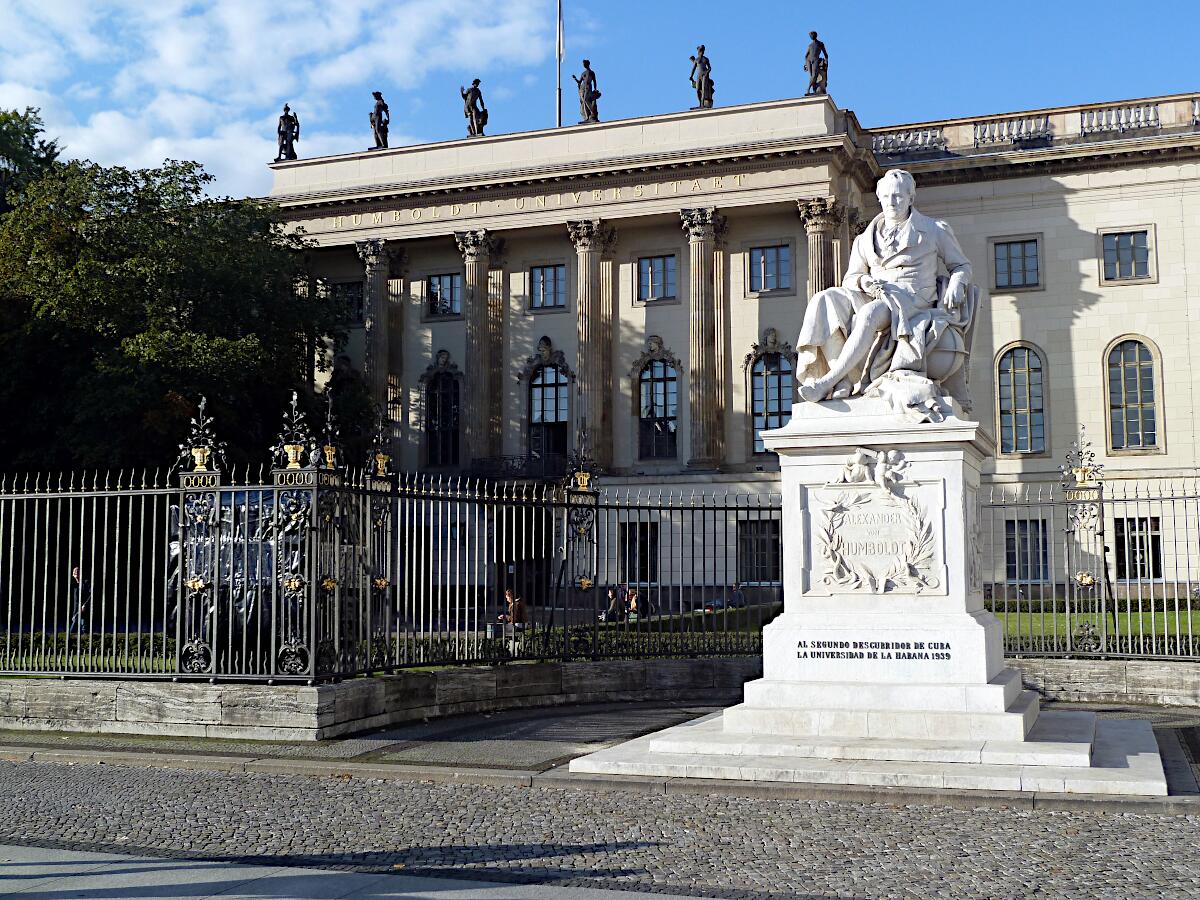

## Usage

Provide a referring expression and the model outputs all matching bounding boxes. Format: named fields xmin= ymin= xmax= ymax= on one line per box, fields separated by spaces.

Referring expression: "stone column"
xmin=568 ymin=220 xmax=605 ymax=455
xmin=487 ymin=257 xmax=506 ymax=457
xmin=386 ymin=247 xmax=409 ymax=451
xmin=455 ymin=229 xmax=496 ymax=464
xmin=711 ymin=213 xmax=729 ymax=467
xmin=356 ymin=238 xmax=391 ymax=413
xmin=598 ymin=227 xmax=619 ymax=470
xmin=797 ymin=198 xmax=844 ymax=296
xmin=681 ymin=207 xmax=720 ymax=470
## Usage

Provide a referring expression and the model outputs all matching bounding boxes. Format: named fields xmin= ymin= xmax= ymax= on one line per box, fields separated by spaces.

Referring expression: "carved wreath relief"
xmin=819 ymin=448 xmax=939 ymax=594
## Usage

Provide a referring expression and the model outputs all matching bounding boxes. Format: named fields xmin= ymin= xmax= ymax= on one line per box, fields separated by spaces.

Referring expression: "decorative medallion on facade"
xmin=419 ymin=349 xmax=462 ymax=384
xmin=629 ymin=335 xmax=682 ymax=377
xmin=517 ymin=336 xmax=575 ymax=382
xmin=819 ymin=448 xmax=939 ymax=594
xmin=743 ymin=327 xmax=797 ymax=371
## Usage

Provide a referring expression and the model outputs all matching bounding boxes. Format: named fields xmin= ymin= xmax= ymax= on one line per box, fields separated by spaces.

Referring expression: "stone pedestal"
xmin=571 ymin=400 xmax=1168 ymax=795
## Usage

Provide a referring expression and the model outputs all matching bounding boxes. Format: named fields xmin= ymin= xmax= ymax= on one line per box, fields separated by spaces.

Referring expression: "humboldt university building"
xmin=268 ymin=91 xmax=1200 ymax=496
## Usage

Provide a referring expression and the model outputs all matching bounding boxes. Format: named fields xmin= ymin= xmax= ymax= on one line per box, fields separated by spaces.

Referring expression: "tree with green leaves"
xmin=0 ymin=128 xmax=369 ymax=470
xmin=0 ymin=108 xmax=60 ymax=214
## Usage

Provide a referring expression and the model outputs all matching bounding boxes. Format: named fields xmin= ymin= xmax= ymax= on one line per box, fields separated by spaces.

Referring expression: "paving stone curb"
xmin=6 ymin=742 xmax=1198 ymax=815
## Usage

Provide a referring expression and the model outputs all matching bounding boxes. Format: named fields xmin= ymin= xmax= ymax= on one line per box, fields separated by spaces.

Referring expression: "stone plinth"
xmin=571 ymin=399 xmax=1168 ymax=795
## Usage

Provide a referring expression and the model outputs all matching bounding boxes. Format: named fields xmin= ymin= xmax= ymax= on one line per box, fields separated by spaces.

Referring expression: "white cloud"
xmin=0 ymin=0 xmax=553 ymax=196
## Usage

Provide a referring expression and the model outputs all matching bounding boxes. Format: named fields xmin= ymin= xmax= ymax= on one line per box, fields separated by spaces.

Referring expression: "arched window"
xmin=530 ymin=364 xmax=570 ymax=458
xmin=997 ymin=345 xmax=1045 ymax=454
xmin=1108 ymin=339 xmax=1157 ymax=450
xmin=750 ymin=353 xmax=793 ymax=453
xmin=425 ymin=372 xmax=460 ymax=467
xmin=638 ymin=360 xmax=678 ymax=459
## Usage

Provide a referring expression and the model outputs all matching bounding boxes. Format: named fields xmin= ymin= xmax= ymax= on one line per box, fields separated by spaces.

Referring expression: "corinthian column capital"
xmin=454 ymin=229 xmax=497 ymax=262
xmin=567 ymin=219 xmax=608 ymax=252
xmin=355 ymin=237 xmax=389 ymax=272
xmin=680 ymin=206 xmax=719 ymax=242
xmin=797 ymin=197 xmax=845 ymax=233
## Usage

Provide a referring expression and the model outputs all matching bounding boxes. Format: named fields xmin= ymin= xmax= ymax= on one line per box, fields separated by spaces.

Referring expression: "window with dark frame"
xmin=750 ymin=352 xmax=793 ymax=453
xmin=1004 ymin=519 xmax=1049 ymax=583
xmin=637 ymin=255 xmax=677 ymax=302
xmin=997 ymin=346 xmax=1045 ymax=454
xmin=530 ymin=264 xmax=567 ymax=309
xmin=638 ymin=360 xmax=678 ymax=459
xmin=994 ymin=239 xmax=1039 ymax=289
xmin=1107 ymin=340 xmax=1157 ymax=450
xmin=749 ymin=245 xmax=792 ymax=293
xmin=1114 ymin=517 xmax=1163 ymax=581
xmin=1102 ymin=231 xmax=1150 ymax=281
xmin=737 ymin=518 xmax=782 ymax=584
xmin=529 ymin=364 xmax=570 ymax=459
xmin=427 ymin=273 xmax=463 ymax=316
xmin=618 ymin=521 xmax=659 ymax=585
xmin=425 ymin=372 xmax=460 ymax=467
xmin=320 ymin=281 xmax=365 ymax=325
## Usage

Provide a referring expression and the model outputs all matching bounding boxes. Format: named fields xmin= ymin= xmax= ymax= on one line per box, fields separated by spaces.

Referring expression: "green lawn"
xmin=996 ymin=609 xmax=1200 ymax=639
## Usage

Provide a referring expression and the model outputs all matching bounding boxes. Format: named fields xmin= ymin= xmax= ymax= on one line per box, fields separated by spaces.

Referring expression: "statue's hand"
xmin=944 ymin=279 xmax=966 ymax=311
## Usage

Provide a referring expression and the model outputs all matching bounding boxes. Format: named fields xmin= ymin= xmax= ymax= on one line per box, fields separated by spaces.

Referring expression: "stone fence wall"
xmin=0 ymin=657 xmax=1195 ymax=741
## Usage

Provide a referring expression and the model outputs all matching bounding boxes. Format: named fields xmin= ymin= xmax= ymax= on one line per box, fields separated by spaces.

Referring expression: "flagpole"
xmin=556 ymin=0 xmax=563 ymax=127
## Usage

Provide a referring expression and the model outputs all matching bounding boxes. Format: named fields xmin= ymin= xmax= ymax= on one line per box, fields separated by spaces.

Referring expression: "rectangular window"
xmin=530 ymin=264 xmax=567 ymax=309
xmin=749 ymin=245 xmax=792 ymax=293
xmin=321 ymin=281 xmax=365 ymax=324
xmin=427 ymin=273 xmax=462 ymax=316
xmin=637 ymin=255 xmax=677 ymax=302
xmin=1114 ymin=517 xmax=1163 ymax=581
xmin=1102 ymin=231 xmax=1150 ymax=281
xmin=994 ymin=239 xmax=1039 ymax=289
xmin=618 ymin=522 xmax=659 ymax=585
xmin=737 ymin=518 xmax=782 ymax=584
xmin=1004 ymin=519 xmax=1049 ymax=583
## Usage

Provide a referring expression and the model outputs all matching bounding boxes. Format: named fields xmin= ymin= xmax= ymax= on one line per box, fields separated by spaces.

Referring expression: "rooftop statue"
xmin=369 ymin=91 xmax=390 ymax=149
xmin=275 ymin=104 xmax=299 ymax=161
xmin=689 ymin=45 xmax=714 ymax=110
xmin=572 ymin=59 xmax=601 ymax=124
xmin=804 ymin=31 xmax=828 ymax=96
xmin=795 ymin=169 xmax=979 ymax=420
xmin=461 ymin=79 xmax=488 ymax=136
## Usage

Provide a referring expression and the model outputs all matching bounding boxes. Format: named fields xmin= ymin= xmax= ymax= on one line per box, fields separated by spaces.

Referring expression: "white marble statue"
xmin=796 ymin=169 xmax=979 ymax=419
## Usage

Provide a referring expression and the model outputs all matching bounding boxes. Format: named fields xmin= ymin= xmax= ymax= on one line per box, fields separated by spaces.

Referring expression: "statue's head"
xmin=876 ymin=169 xmax=916 ymax=222
xmin=372 ymin=91 xmax=383 ymax=100
xmin=282 ymin=103 xmax=290 ymax=113
xmin=697 ymin=44 xmax=705 ymax=53
xmin=582 ymin=59 xmax=591 ymax=68
xmin=809 ymin=31 xmax=818 ymax=39
xmin=472 ymin=78 xmax=481 ymax=86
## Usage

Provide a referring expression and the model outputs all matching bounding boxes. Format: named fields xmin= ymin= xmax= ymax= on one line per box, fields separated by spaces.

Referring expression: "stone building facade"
xmin=268 ymin=91 xmax=1200 ymax=491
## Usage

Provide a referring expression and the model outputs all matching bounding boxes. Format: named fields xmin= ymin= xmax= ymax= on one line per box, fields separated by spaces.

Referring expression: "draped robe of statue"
xmin=795 ymin=208 xmax=973 ymax=395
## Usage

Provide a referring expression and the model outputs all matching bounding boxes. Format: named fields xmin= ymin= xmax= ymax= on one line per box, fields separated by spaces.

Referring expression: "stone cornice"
xmin=271 ymin=134 xmax=872 ymax=211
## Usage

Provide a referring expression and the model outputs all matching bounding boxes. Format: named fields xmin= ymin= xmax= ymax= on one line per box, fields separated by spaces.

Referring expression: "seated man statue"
xmin=796 ymin=169 xmax=978 ymax=419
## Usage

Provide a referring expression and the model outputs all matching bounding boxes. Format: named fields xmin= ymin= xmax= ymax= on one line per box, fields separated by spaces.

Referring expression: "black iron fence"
xmin=0 ymin=465 xmax=783 ymax=681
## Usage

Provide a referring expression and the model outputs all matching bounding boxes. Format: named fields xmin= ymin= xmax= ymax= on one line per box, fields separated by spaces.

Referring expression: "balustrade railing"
xmin=1080 ymin=102 xmax=1161 ymax=134
xmin=871 ymin=127 xmax=947 ymax=155
xmin=973 ymin=114 xmax=1052 ymax=147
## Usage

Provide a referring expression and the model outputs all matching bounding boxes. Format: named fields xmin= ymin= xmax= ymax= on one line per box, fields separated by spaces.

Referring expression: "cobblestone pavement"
xmin=1 ymin=758 xmax=1199 ymax=899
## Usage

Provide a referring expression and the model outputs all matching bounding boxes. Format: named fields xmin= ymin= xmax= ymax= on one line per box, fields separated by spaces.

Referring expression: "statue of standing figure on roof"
xmin=689 ymin=45 xmax=714 ymax=109
xmin=572 ymin=60 xmax=601 ymax=124
xmin=461 ymin=79 xmax=488 ymax=136
xmin=275 ymin=104 xmax=299 ymax=161
xmin=804 ymin=31 xmax=829 ymax=95
xmin=369 ymin=91 xmax=390 ymax=149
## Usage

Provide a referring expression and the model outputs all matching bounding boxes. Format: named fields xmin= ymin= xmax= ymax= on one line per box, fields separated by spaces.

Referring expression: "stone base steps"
xmin=742 ymin=667 xmax=1024 ymax=712
xmin=723 ymin=690 xmax=1041 ymax=742
xmin=651 ymin=709 xmax=1095 ymax=767
xmin=570 ymin=712 xmax=1168 ymax=796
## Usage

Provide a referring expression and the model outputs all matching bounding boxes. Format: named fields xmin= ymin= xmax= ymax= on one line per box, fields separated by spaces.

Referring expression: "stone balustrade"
xmin=1080 ymin=102 xmax=1160 ymax=134
xmin=871 ymin=127 xmax=947 ymax=155
xmin=973 ymin=113 xmax=1052 ymax=147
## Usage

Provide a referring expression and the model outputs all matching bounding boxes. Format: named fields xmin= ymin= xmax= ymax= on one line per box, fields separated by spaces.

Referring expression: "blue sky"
xmin=1 ymin=0 xmax=1194 ymax=198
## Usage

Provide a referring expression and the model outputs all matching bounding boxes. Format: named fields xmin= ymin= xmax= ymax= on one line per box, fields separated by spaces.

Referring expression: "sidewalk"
xmin=0 ymin=844 xmax=701 ymax=899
